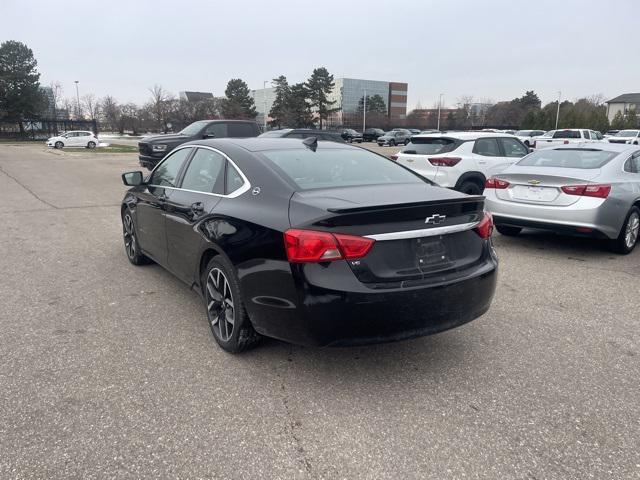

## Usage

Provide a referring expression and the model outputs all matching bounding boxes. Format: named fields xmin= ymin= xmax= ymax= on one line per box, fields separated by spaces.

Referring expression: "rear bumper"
xmin=485 ymin=191 xmax=622 ymax=239
xmin=245 ymin=255 xmax=498 ymax=347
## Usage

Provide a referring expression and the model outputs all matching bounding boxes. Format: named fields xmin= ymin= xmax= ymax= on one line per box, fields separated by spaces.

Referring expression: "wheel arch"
xmin=454 ymin=171 xmax=486 ymax=190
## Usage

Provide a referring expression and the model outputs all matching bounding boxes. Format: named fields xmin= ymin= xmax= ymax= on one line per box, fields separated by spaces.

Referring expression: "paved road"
xmin=1 ymin=145 xmax=639 ymax=479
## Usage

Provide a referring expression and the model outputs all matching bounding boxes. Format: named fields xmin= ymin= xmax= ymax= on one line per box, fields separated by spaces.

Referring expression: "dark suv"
xmin=138 ymin=119 xmax=260 ymax=170
xmin=340 ymin=129 xmax=363 ymax=143
xmin=363 ymin=128 xmax=385 ymax=142
xmin=258 ymin=128 xmax=345 ymax=142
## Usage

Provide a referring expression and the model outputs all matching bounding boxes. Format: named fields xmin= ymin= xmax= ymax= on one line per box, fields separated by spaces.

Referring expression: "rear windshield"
xmin=552 ymin=130 xmax=581 ymax=139
xmin=261 ymin=148 xmax=425 ymax=190
xmin=517 ymin=149 xmax=617 ymax=169
xmin=259 ymin=130 xmax=289 ymax=137
xmin=402 ymin=137 xmax=458 ymax=155
xmin=616 ymin=130 xmax=639 ymax=137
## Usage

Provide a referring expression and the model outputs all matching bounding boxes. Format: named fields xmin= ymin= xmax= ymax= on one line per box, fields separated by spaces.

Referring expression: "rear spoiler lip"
xmin=326 ymin=195 xmax=485 ymax=214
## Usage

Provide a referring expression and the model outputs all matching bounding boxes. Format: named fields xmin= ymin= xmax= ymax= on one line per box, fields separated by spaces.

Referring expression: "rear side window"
xmin=403 ymin=137 xmax=457 ymax=155
xmin=473 ymin=138 xmax=501 ymax=157
xmin=180 ymin=148 xmax=225 ymax=194
xmin=228 ymin=123 xmax=257 ymax=137
xmin=517 ymin=149 xmax=617 ymax=169
xmin=499 ymin=138 xmax=528 ymax=157
xmin=261 ymin=148 xmax=425 ymax=190
xmin=624 ymin=154 xmax=640 ymax=173
xmin=226 ymin=162 xmax=246 ymax=194
xmin=553 ymin=130 xmax=581 ymax=139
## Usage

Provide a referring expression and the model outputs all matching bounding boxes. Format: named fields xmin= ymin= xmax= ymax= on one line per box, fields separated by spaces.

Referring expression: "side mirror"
xmin=528 ymin=148 xmax=534 ymax=153
xmin=122 ymin=171 xmax=144 ymax=186
xmin=203 ymin=133 xmax=215 ymax=139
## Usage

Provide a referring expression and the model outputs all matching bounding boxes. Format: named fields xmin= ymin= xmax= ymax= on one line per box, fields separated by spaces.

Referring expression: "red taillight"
xmin=564 ymin=140 xmax=570 ymax=144
xmin=474 ymin=212 xmax=493 ymax=238
xmin=283 ymin=229 xmax=375 ymax=263
xmin=390 ymin=154 xmax=398 ymax=161
xmin=428 ymin=157 xmax=461 ymax=167
xmin=485 ymin=177 xmax=510 ymax=189
xmin=561 ymin=184 xmax=611 ymax=198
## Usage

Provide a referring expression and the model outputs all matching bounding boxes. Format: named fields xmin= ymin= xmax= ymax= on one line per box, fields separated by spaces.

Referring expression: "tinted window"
xmin=553 ymin=130 xmax=581 ymax=139
xmin=473 ymin=138 xmax=501 ymax=156
xmin=624 ymin=154 xmax=640 ymax=173
xmin=180 ymin=148 xmax=225 ymax=194
xmin=261 ymin=148 xmax=425 ymax=190
xmin=499 ymin=138 xmax=528 ymax=157
xmin=228 ymin=123 xmax=257 ymax=137
xmin=617 ymin=130 xmax=640 ymax=137
xmin=403 ymin=137 xmax=457 ymax=155
xmin=179 ymin=121 xmax=208 ymax=136
xmin=226 ymin=162 xmax=245 ymax=194
xmin=582 ymin=130 xmax=591 ymax=139
xmin=517 ymin=149 xmax=617 ymax=169
xmin=150 ymin=147 xmax=192 ymax=187
xmin=205 ymin=123 xmax=227 ymax=137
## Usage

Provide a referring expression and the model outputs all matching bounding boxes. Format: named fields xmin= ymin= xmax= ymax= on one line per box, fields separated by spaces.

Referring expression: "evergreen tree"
xmin=0 ymin=40 xmax=45 ymax=132
xmin=268 ymin=75 xmax=290 ymax=128
xmin=624 ymin=108 xmax=638 ymax=129
xmin=357 ymin=94 xmax=387 ymax=114
xmin=610 ymin=111 xmax=625 ymax=130
xmin=287 ymin=83 xmax=313 ymax=128
xmin=305 ymin=67 xmax=337 ymax=129
xmin=221 ymin=78 xmax=257 ymax=119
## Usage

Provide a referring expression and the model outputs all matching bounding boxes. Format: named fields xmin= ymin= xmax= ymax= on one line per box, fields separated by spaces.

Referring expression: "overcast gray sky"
xmin=4 ymin=0 xmax=638 ymax=108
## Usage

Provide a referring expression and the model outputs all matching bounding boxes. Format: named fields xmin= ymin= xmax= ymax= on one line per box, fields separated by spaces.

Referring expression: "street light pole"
xmin=263 ymin=80 xmax=268 ymax=131
xmin=555 ymin=91 xmax=561 ymax=130
xmin=74 ymin=80 xmax=80 ymax=119
xmin=362 ymin=89 xmax=367 ymax=133
xmin=437 ymin=93 xmax=444 ymax=131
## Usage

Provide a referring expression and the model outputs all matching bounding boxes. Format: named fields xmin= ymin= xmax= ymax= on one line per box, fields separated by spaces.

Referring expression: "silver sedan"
xmin=484 ymin=144 xmax=640 ymax=254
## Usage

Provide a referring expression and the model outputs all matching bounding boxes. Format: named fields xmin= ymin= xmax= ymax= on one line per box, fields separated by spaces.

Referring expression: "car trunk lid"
xmin=289 ymin=183 xmax=487 ymax=284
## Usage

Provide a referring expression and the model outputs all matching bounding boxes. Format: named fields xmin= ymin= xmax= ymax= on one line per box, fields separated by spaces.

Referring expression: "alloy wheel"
xmin=625 ymin=212 xmax=639 ymax=249
xmin=123 ymin=213 xmax=136 ymax=259
xmin=206 ymin=268 xmax=235 ymax=342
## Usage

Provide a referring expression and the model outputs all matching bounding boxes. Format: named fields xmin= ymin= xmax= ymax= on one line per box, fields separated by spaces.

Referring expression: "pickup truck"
xmin=138 ymin=119 xmax=260 ymax=170
xmin=533 ymin=129 xmax=604 ymax=149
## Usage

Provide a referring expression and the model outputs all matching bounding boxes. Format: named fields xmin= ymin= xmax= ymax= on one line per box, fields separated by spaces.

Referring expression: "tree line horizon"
xmin=1 ymin=40 xmax=637 ymax=134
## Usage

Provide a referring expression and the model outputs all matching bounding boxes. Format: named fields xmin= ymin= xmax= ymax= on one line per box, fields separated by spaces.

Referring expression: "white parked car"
xmin=46 ymin=131 xmax=99 ymax=149
xmin=607 ymin=129 xmax=640 ymax=145
xmin=514 ymin=129 xmax=546 ymax=147
xmin=393 ymin=132 xmax=530 ymax=194
xmin=533 ymin=129 xmax=604 ymax=149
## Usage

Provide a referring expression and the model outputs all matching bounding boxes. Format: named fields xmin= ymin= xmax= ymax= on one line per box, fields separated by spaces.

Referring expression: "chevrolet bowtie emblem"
xmin=425 ymin=214 xmax=446 ymax=225
xmin=528 ymin=179 xmax=541 ymax=185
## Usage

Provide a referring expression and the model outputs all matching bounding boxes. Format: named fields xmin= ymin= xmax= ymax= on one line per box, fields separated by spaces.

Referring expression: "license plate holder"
xmin=415 ymin=237 xmax=447 ymax=266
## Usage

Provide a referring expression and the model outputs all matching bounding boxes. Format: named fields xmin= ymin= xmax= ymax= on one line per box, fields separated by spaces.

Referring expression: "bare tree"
xmin=48 ymin=81 xmax=63 ymax=119
xmin=148 ymin=84 xmax=174 ymax=132
xmin=82 ymin=93 xmax=99 ymax=119
xmin=101 ymin=95 xmax=121 ymax=133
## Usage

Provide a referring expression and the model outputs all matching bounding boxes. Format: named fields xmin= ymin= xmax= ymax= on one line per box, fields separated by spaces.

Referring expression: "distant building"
xmin=179 ymin=91 xmax=214 ymax=102
xmin=606 ymin=93 xmax=640 ymax=123
xmin=249 ymin=78 xmax=408 ymax=129
xmin=249 ymin=87 xmax=277 ymax=126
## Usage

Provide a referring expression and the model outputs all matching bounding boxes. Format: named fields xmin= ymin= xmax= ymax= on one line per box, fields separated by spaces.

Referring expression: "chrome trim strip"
xmin=147 ymin=144 xmax=251 ymax=199
xmin=365 ymin=222 xmax=479 ymax=241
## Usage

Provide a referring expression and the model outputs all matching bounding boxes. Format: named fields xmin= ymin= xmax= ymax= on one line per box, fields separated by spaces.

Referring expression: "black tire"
xmin=389 ymin=139 xmax=396 ymax=146
xmin=55 ymin=141 xmax=64 ymax=149
xmin=87 ymin=141 xmax=96 ymax=149
xmin=122 ymin=208 xmax=152 ymax=265
xmin=610 ymin=206 xmax=640 ymax=254
xmin=458 ymin=180 xmax=483 ymax=195
xmin=202 ymin=256 xmax=261 ymax=353
xmin=496 ymin=225 xmax=522 ymax=236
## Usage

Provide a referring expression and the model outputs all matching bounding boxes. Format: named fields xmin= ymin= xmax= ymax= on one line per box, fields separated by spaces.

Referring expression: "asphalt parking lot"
xmin=1 ymin=144 xmax=639 ymax=479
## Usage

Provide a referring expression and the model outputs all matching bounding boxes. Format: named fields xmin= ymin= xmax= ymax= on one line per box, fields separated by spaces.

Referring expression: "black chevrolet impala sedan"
xmin=121 ymin=138 xmax=498 ymax=353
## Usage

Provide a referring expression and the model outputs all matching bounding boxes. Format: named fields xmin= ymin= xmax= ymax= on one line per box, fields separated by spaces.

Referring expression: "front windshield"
xmin=616 ymin=130 xmax=640 ymax=137
xmin=179 ymin=121 xmax=209 ymax=136
xmin=515 ymin=130 xmax=532 ymax=136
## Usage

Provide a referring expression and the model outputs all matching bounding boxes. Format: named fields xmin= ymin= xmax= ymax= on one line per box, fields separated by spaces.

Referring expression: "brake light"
xmin=429 ymin=157 xmax=461 ymax=167
xmin=485 ymin=177 xmax=510 ymax=189
xmin=390 ymin=154 xmax=398 ymax=161
xmin=564 ymin=140 xmax=570 ymax=144
xmin=561 ymin=184 xmax=611 ymax=198
xmin=283 ymin=229 xmax=375 ymax=263
xmin=474 ymin=212 xmax=493 ymax=238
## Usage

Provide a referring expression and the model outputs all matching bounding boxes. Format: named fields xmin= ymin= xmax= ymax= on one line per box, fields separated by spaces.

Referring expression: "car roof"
xmin=186 ymin=137 xmax=356 ymax=152
xmin=551 ymin=143 xmax=639 ymax=153
xmin=412 ymin=131 xmax=516 ymax=140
